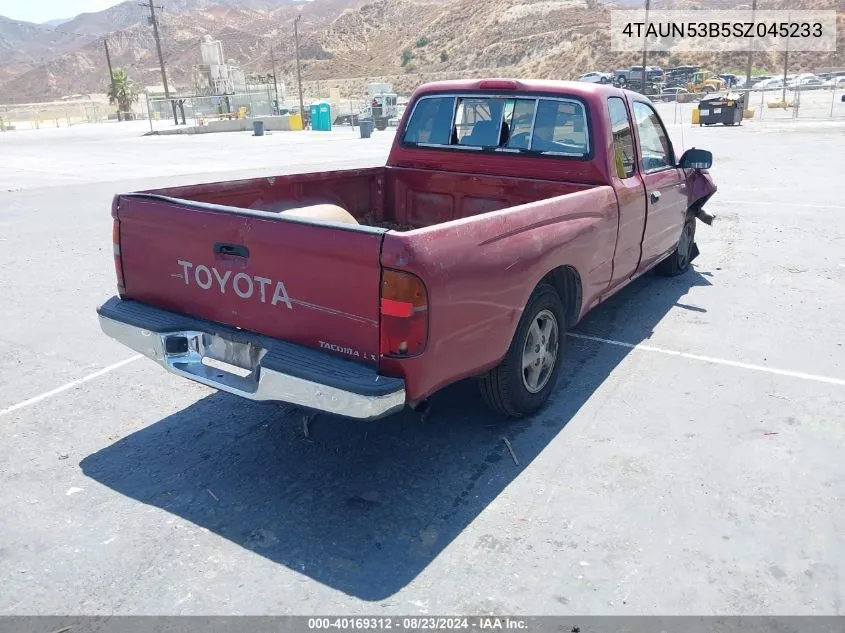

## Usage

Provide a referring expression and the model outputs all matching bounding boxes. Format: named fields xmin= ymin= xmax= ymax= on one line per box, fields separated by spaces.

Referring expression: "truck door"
xmin=630 ymin=100 xmax=688 ymax=274
xmin=606 ymin=96 xmax=648 ymax=292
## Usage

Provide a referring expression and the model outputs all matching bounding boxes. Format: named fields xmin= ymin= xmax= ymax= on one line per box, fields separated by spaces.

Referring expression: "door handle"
xmin=650 ymin=191 xmax=661 ymax=204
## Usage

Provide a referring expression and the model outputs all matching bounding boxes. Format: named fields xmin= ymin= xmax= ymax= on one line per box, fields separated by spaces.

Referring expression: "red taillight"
xmin=379 ymin=269 xmax=428 ymax=357
xmin=112 ymin=218 xmax=125 ymax=296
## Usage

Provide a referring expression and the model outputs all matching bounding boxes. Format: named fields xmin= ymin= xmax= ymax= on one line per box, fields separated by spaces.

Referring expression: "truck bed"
xmin=142 ymin=166 xmax=594 ymax=231
xmin=114 ymin=165 xmax=613 ymax=402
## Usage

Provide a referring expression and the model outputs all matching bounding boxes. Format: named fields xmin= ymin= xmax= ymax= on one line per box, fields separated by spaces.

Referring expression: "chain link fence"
xmin=655 ymin=84 xmax=845 ymax=126
xmin=0 ymin=99 xmax=112 ymax=131
xmin=3 ymin=80 xmax=841 ymax=134
xmin=143 ymin=93 xmax=373 ymax=132
xmin=734 ymin=84 xmax=845 ymax=121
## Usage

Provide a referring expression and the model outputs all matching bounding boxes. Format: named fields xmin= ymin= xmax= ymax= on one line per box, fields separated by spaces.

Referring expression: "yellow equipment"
xmin=687 ymin=71 xmax=726 ymax=94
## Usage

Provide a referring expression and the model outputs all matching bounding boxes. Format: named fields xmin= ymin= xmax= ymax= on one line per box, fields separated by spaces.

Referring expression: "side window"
xmin=607 ymin=97 xmax=635 ymax=179
xmin=632 ymin=101 xmax=674 ymax=172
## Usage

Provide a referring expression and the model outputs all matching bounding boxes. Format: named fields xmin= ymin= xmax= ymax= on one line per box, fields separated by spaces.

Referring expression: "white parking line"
xmin=2 ymin=333 xmax=842 ymax=419
xmin=568 ymin=333 xmax=845 ymax=387
xmin=0 ymin=355 xmax=142 ymax=418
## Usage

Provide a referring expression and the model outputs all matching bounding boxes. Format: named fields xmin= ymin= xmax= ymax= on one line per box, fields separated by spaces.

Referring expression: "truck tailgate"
xmin=115 ymin=194 xmax=385 ymax=362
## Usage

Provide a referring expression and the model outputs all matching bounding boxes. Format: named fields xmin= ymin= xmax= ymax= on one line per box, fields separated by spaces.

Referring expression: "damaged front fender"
xmin=686 ymin=168 xmax=718 ymax=226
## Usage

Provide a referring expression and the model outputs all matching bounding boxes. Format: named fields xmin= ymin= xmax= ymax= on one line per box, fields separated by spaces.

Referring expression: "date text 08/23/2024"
xmin=307 ymin=617 xmax=528 ymax=631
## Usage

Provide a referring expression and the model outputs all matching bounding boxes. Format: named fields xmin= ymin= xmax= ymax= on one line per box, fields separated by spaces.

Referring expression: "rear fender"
xmin=378 ymin=186 xmax=617 ymax=401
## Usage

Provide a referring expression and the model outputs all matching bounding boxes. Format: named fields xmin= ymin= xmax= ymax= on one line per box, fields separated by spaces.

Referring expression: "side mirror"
xmin=678 ymin=148 xmax=713 ymax=170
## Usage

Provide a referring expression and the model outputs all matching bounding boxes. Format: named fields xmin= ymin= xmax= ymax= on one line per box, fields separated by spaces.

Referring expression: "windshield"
xmin=402 ymin=94 xmax=589 ymax=157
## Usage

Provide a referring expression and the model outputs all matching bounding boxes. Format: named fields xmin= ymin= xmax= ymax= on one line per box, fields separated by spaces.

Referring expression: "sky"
xmin=0 ymin=0 xmax=121 ymax=24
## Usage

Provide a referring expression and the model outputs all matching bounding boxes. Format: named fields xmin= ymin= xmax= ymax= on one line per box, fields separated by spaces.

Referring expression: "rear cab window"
xmin=402 ymin=94 xmax=590 ymax=158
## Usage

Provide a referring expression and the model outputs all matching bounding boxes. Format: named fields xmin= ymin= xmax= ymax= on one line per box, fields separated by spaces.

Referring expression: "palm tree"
xmin=107 ymin=69 xmax=139 ymax=120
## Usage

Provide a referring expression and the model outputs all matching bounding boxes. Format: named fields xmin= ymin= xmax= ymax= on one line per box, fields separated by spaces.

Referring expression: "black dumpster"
xmin=698 ymin=93 xmax=746 ymax=126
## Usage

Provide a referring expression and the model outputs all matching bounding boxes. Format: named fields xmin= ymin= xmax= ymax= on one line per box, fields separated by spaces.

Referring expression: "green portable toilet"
xmin=320 ymin=103 xmax=332 ymax=131
xmin=309 ymin=102 xmax=332 ymax=131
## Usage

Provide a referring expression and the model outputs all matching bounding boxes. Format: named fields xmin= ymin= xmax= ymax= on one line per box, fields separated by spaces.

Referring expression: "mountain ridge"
xmin=0 ymin=0 xmax=842 ymax=104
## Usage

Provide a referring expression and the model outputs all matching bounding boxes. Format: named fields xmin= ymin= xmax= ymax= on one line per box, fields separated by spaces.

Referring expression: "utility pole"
xmin=142 ymin=0 xmax=178 ymax=125
xmin=104 ymin=38 xmax=121 ymax=122
xmin=781 ymin=45 xmax=790 ymax=104
xmin=640 ymin=0 xmax=650 ymax=90
xmin=744 ymin=0 xmax=758 ymax=91
xmin=781 ymin=11 xmax=791 ymax=104
xmin=270 ymin=43 xmax=280 ymax=114
xmin=294 ymin=15 xmax=305 ymax=126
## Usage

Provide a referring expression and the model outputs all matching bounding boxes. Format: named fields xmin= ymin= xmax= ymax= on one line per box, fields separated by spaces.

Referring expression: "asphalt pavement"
xmin=0 ymin=118 xmax=843 ymax=615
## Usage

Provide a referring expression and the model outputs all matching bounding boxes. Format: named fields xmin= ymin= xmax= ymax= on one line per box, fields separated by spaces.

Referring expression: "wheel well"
xmin=540 ymin=266 xmax=582 ymax=328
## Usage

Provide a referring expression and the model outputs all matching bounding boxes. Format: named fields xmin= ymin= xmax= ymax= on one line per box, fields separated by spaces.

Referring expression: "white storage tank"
xmin=200 ymin=36 xmax=224 ymax=67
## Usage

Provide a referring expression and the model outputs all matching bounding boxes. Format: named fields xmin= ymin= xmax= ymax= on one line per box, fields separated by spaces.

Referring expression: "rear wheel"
xmin=478 ymin=283 xmax=565 ymax=418
xmin=656 ymin=214 xmax=697 ymax=276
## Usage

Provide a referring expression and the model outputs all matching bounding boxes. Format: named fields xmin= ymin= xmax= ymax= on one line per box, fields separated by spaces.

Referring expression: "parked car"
xmin=625 ymin=77 xmax=661 ymax=96
xmin=97 ymin=79 xmax=716 ymax=420
xmin=577 ymin=71 xmax=613 ymax=84
xmin=752 ymin=78 xmax=784 ymax=91
xmin=616 ymin=66 xmax=663 ymax=85
xmin=787 ymin=77 xmax=824 ymax=90
xmin=822 ymin=76 xmax=845 ymax=89
xmin=659 ymin=87 xmax=691 ymax=102
xmin=748 ymin=75 xmax=774 ymax=87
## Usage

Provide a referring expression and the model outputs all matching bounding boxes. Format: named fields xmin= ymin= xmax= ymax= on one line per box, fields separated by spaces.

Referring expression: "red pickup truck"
xmin=98 ymin=79 xmax=716 ymax=420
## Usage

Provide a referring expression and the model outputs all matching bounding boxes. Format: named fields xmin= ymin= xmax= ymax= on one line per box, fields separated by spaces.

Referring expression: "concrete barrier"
xmin=145 ymin=115 xmax=292 ymax=136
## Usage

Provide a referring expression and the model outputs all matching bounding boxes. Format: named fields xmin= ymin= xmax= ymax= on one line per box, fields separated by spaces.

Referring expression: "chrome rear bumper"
xmin=97 ymin=297 xmax=406 ymax=420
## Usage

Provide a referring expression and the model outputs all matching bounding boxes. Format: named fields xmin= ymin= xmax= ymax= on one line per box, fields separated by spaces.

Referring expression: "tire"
xmin=655 ymin=214 xmax=697 ymax=277
xmin=478 ymin=283 xmax=566 ymax=418
xmin=600 ymin=76 xmax=608 ymax=84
